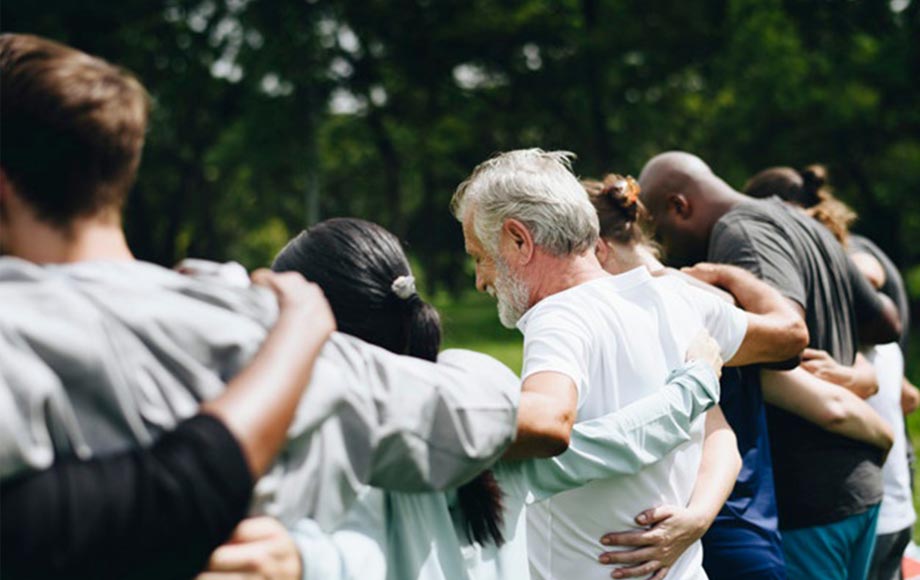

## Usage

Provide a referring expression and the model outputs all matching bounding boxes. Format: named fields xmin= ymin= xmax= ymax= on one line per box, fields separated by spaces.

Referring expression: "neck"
xmin=700 ymin=180 xmax=746 ymax=233
xmin=605 ymin=241 xmax=664 ymax=274
xmin=526 ymin=248 xmax=608 ymax=306
xmin=4 ymin=212 xmax=134 ymax=264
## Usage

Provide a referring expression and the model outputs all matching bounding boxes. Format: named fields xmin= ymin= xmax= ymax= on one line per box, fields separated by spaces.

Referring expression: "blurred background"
xmin=5 ymin=0 xmax=920 ymax=495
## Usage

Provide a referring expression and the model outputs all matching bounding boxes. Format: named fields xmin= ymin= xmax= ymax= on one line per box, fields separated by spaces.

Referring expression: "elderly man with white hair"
xmin=451 ymin=149 xmax=808 ymax=580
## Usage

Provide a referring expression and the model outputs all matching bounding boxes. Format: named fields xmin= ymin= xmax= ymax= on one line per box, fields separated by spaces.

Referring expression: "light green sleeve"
xmin=501 ymin=361 xmax=720 ymax=504
xmin=290 ymin=488 xmax=387 ymax=580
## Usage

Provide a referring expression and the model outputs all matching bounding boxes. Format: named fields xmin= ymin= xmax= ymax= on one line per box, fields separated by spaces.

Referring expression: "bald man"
xmin=639 ymin=152 xmax=901 ymax=580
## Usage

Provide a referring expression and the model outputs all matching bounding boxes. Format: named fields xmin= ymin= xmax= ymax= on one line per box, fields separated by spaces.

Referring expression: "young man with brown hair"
xmin=0 ymin=33 xmax=521 ymax=576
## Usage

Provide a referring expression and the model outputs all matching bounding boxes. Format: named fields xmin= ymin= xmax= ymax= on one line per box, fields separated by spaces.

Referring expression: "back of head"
xmin=583 ymin=174 xmax=655 ymax=249
xmin=273 ymin=217 xmax=506 ymax=546
xmin=271 ymin=217 xmax=440 ymax=361
xmin=450 ymin=148 xmax=599 ymax=257
xmin=0 ymin=34 xmax=150 ymax=227
xmin=743 ymin=165 xmax=855 ymax=244
xmin=637 ymin=151 xmax=715 ymax=208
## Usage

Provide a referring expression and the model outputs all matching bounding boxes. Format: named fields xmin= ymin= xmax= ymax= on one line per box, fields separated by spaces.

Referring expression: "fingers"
xmin=195 ymin=573 xmax=256 ymax=580
xmin=649 ymin=567 xmax=671 ymax=580
xmin=599 ymin=546 xmax=659 ymax=564
xmin=229 ymin=517 xmax=286 ymax=542
xmin=680 ymin=263 xmax=720 ymax=284
xmin=610 ymin=559 xmax=665 ymax=578
xmin=600 ymin=529 xmax=661 ymax=548
xmin=802 ymin=348 xmax=829 ymax=361
xmin=207 ymin=542 xmax=270 ymax=572
xmin=635 ymin=505 xmax=675 ymax=526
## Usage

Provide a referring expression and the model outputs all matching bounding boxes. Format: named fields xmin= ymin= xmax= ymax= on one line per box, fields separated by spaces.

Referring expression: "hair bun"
xmin=799 ymin=165 xmax=827 ymax=201
xmin=601 ymin=174 xmax=641 ymax=219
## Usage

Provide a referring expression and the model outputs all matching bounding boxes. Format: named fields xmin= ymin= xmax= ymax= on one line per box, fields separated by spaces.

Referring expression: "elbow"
xmin=536 ymin=424 xmax=571 ymax=457
xmin=818 ymin=396 xmax=849 ymax=430
xmin=525 ymin=417 xmax=573 ymax=458
xmin=783 ymin=318 xmax=810 ymax=359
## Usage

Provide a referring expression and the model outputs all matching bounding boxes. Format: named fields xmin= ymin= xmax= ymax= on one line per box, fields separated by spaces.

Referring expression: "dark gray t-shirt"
xmin=708 ymin=197 xmax=884 ymax=530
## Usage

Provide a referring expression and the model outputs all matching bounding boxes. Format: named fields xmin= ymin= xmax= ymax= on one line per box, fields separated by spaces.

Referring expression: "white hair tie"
xmin=391 ymin=275 xmax=417 ymax=300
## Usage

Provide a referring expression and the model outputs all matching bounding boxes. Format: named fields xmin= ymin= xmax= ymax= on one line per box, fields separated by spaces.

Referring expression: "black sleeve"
xmin=1 ymin=414 xmax=253 ymax=580
xmin=846 ymin=255 xmax=889 ymax=327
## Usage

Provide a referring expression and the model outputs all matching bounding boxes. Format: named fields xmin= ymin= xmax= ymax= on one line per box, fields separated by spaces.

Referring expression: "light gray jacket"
xmin=0 ymin=258 xmax=519 ymax=528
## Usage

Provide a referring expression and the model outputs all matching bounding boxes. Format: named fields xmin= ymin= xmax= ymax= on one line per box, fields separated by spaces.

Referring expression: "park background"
xmin=6 ymin=0 xmax=920 ymax=529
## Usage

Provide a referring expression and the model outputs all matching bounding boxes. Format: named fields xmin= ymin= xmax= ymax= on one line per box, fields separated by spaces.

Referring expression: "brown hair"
xmin=743 ymin=165 xmax=856 ymax=244
xmin=0 ymin=33 xmax=150 ymax=227
xmin=583 ymin=173 xmax=655 ymax=249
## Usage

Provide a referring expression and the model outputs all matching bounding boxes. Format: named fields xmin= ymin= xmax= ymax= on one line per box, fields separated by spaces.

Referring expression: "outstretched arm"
xmin=682 ymin=263 xmax=809 ymax=366
xmin=761 ymin=367 xmax=893 ymax=453
xmin=509 ymin=332 xmax=723 ymax=502
xmin=1 ymin=271 xmax=334 ymax=580
xmin=799 ymin=349 xmax=878 ymax=399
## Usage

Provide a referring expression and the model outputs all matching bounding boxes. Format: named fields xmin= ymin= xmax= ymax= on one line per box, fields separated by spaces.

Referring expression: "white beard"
xmin=491 ymin=257 xmax=530 ymax=329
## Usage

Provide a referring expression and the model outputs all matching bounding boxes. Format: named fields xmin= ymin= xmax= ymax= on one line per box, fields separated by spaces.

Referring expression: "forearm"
xmin=684 ymin=407 xmax=740 ymax=532
xmin=515 ymin=361 xmax=719 ymax=502
xmin=202 ymin=309 xmax=329 ymax=478
xmin=0 ymin=415 xmax=252 ymax=580
xmin=688 ymin=264 xmax=808 ymax=365
xmin=761 ymin=368 xmax=893 ymax=451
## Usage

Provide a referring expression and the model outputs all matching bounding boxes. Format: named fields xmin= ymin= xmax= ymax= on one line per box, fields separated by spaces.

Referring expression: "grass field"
xmin=435 ymin=291 xmax=920 ymax=535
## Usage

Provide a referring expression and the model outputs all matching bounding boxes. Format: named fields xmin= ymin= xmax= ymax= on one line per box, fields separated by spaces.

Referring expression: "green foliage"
xmin=3 ymin=0 xmax=919 ymax=294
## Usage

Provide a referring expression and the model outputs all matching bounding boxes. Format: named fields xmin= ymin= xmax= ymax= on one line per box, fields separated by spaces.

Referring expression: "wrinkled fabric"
xmin=0 ymin=257 xmax=519 ymax=527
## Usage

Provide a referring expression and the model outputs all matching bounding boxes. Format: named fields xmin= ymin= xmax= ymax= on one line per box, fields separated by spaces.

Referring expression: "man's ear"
xmin=669 ymin=193 xmax=692 ymax=220
xmin=501 ymin=218 xmax=535 ymax=265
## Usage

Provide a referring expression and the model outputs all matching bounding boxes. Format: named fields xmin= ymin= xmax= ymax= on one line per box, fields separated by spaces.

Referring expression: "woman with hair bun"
xmin=583 ymin=172 xmax=895 ymax=580
xmin=201 ymin=217 xmax=724 ymax=580
xmin=743 ymin=165 xmax=857 ymax=245
xmin=744 ymin=166 xmax=917 ymax=580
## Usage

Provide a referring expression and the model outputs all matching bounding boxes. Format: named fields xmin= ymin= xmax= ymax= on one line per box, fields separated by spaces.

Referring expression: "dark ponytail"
xmin=272 ymin=217 xmax=506 ymax=546
xmin=405 ymin=298 xmax=442 ymax=362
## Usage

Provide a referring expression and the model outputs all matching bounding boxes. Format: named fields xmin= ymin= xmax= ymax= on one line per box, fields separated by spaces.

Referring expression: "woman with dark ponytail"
xmin=224 ymin=216 xmax=722 ymax=580
xmin=272 ymin=217 xmax=507 ymax=548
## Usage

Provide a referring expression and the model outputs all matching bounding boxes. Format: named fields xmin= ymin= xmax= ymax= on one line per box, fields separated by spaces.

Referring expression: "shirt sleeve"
xmin=683 ymin=283 xmax=749 ymax=362
xmin=520 ymin=305 xmax=592 ymax=404
xmin=846 ymin=255 xmax=891 ymax=330
xmin=255 ymin=334 xmax=520 ymax=528
xmin=709 ymin=218 xmax=807 ymax=309
xmin=0 ymin=414 xmax=252 ymax=580
xmin=290 ymin=489 xmax=387 ymax=580
xmin=499 ymin=361 xmax=719 ymax=504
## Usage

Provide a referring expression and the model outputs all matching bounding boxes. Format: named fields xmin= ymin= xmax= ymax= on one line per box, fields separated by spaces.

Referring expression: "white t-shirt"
xmin=865 ymin=343 xmax=916 ymax=535
xmin=521 ymin=267 xmax=747 ymax=580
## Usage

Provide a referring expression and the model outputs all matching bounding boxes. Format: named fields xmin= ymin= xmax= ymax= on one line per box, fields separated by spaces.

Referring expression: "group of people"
xmin=0 ymin=32 xmax=915 ymax=580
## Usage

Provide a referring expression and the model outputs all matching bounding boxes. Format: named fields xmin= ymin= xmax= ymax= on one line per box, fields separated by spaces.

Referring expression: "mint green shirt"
xmin=293 ymin=361 xmax=719 ymax=580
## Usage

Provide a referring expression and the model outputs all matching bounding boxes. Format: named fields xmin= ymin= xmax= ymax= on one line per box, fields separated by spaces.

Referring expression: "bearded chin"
xmin=494 ymin=263 xmax=530 ymax=329
xmin=497 ymin=298 xmax=521 ymax=329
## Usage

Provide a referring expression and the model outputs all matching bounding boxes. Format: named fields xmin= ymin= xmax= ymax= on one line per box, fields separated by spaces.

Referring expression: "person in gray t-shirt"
xmin=638 ymin=151 xmax=902 ymax=580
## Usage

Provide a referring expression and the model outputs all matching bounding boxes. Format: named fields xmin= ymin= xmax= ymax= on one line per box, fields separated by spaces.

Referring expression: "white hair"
xmin=451 ymin=148 xmax=600 ymax=257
